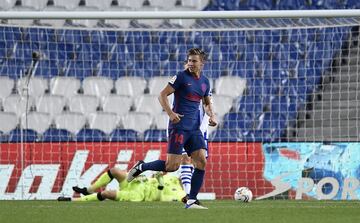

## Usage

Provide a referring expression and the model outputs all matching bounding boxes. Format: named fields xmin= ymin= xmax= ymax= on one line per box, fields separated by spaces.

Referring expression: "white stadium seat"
xmin=148 ymin=76 xmax=170 ymax=95
xmin=36 ymin=95 xmax=66 ymax=119
xmin=211 ymin=94 xmax=234 ymax=119
xmin=122 ymin=112 xmax=153 ymax=133
xmin=3 ymin=94 xmax=35 ymax=118
xmin=50 ymin=76 xmax=81 ymax=101
xmin=68 ymin=95 xmax=99 ymax=117
xmin=102 ymin=94 xmax=133 ymax=116
xmin=55 ymin=112 xmax=86 ymax=135
xmin=0 ymin=76 xmax=14 ymax=102
xmin=214 ymin=76 xmax=247 ymax=98
xmin=88 ymin=112 xmax=119 ymax=135
xmin=17 ymin=76 xmax=48 ymax=98
xmin=115 ymin=76 xmax=147 ymax=97
xmin=134 ymin=94 xmax=163 ymax=114
xmin=0 ymin=112 xmax=18 ymax=134
xmin=153 ymin=112 xmax=169 ymax=130
xmin=21 ymin=112 xmax=52 ymax=134
xmin=82 ymin=76 xmax=113 ymax=102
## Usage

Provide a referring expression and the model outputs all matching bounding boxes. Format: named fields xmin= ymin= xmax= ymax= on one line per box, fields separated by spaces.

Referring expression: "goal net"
xmin=0 ymin=13 xmax=359 ymax=200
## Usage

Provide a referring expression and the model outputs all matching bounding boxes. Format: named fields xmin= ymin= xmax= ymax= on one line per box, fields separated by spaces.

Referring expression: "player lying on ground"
xmin=57 ymin=167 xmax=185 ymax=202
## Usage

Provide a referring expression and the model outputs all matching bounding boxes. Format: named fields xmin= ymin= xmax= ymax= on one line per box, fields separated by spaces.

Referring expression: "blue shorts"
xmin=168 ymin=129 xmax=206 ymax=156
xmin=181 ymin=131 xmax=208 ymax=158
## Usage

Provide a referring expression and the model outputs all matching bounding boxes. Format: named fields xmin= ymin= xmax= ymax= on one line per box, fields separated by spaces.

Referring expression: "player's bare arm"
xmin=203 ymin=96 xmax=217 ymax=127
xmin=158 ymin=84 xmax=184 ymax=124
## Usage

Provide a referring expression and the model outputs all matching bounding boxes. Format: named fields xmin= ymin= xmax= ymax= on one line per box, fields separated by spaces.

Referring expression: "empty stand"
xmin=20 ymin=112 xmax=52 ymax=134
xmin=82 ymin=76 xmax=114 ymax=102
xmin=55 ymin=112 xmax=87 ymax=135
xmin=42 ymin=128 xmax=73 ymax=142
xmin=68 ymin=94 xmax=99 ymax=117
xmin=122 ymin=112 xmax=153 ymax=133
xmin=144 ymin=129 xmax=167 ymax=142
xmin=88 ymin=111 xmax=119 ymax=135
xmin=148 ymin=76 xmax=170 ymax=95
xmin=134 ymin=94 xmax=163 ymax=114
xmin=8 ymin=128 xmax=38 ymax=142
xmin=0 ymin=76 xmax=14 ymax=102
xmin=214 ymin=76 xmax=247 ymax=98
xmin=102 ymin=94 xmax=133 ymax=116
xmin=109 ymin=129 xmax=138 ymax=142
xmin=3 ymin=94 xmax=35 ymax=118
xmin=211 ymin=94 xmax=233 ymax=119
xmin=50 ymin=76 xmax=81 ymax=101
xmin=21 ymin=0 xmax=48 ymax=10
xmin=153 ymin=112 xmax=169 ymax=129
xmin=115 ymin=76 xmax=147 ymax=97
xmin=36 ymin=95 xmax=66 ymax=119
xmin=17 ymin=76 xmax=48 ymax=98
xmin=76 ymin=128 xmax=107 ymax=142
xmin=0 ymin=111 xmax=18 ymax=134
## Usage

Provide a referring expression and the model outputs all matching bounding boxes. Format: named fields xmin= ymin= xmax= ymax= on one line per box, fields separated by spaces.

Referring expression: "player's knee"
xmin=165 ymin=162 xmax=180 ymax=172
xmin=194 ymin=157 xmax=207 ymax=170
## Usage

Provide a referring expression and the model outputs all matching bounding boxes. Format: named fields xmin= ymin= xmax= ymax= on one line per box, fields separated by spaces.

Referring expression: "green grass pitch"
xmin=0 ymin=200 xmax=359 ymax=223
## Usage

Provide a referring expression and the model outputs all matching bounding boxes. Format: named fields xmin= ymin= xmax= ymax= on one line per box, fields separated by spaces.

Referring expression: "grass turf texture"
xmin=0 ymin=200 xmax=359 ymax=223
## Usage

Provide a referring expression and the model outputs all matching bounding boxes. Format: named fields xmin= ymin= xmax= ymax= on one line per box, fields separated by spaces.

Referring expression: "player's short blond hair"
xmin=187 ymin=48 xmax=206 ymax=61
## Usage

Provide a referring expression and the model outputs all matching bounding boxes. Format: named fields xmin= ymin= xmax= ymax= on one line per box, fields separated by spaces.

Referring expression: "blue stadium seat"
xmin=76 ymin=128 xmax=108 ymax=142
xmin=65 ymin=61 xmax=94 ymax=80
xmin=144 ymin=129 xmax=167 ymax=142
xmin=0 ymin=131 xmax=9 ymax=143
xmin=42 ymin=128 xmax=73 ymax=142
xmin=0 ymin=59 xmax=30 ymax=79
xmin=222 ymin=112 xmax=253 ymax=130
xmin=209 ymin=129 xmax=240 ymax=142
xmin=34 ymin=60 xmax=59 ymax=78
xmin=8 ymin=128 xmax=38 ymax=142
xmin=109 ymin=129 xmax=138 ymax=142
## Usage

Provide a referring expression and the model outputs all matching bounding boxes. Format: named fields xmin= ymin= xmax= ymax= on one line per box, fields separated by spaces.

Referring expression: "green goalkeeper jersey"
xmin=116 ymin=175 xmax=185 ymax=202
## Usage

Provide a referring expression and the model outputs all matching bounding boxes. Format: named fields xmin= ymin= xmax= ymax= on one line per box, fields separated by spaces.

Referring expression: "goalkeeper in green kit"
xmin=57 ymin=167 xmax=185 ymax=202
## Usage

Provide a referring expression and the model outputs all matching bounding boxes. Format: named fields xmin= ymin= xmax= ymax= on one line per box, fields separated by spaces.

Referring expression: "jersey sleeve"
xmin=204 ymin=78 xmax=211 ymax=97
xmin=168 ymin=72 xmax=183 ymax=90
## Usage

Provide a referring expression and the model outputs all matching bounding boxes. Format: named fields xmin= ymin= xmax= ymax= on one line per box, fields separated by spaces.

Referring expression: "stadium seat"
xmin=82 ymin=76 xmax=114 ymax=102
xmin=0 ymin=76 xmax=14 ymax=102
xmin=214 ymin=76 xmax=247 ymax=98
xmin=102 ymin=94 xmax=133 ymax=116
xmin=88 ymin=111 xmax=119 ymax=135
xmin=21 ymin=0 xmax=48 ymax=10
xmin=20 ymin=112 xmax=52 ymax=134
xmin=144 ymin=129 xmax=167 ymax=142
xmin=137 ymin=5 xmax=165 ymax=28
xmin=34 ymin=60 xmax=59 ymax=78
xmin=148 ymin=0 xmax=177 ymax=10
xmin=17 ymin=76 xmax=48 ymax=98
xmin=211 ymin=94 xmax=233 ymax=119
xmin=0 ymin=0 xmax=17 ymax=10
xmin=53 ymin=0 xmax=81 ymax=10
xmin=0 ymin=112 xmax=18 ymax=134
xmin=68 ymin=94 xmax=100 ymax=117
xmin=209 ymin=129 xmax=240 ymax=142
xmin=169 ymin=5 xmax=197 ymax=28
xmin=76 ymin=128 xmax=108 ymax=142
xmin=50 ymin=76 xmax=81 ymax=101
xmin=7 ymin=6 xmax=35 ymax=26
xmin=72 ymin=6 xmax=101 ymax=28
xmin=153 ymin=112 xmax=169 ymax=129
xmin=36 ymin=95 xmax=66 ymax=119
xmin=134 ymin=94 xmax=163 ymax=114
xmin=148 ymin=76 xmax=170 ymax=95
xmin=85 ymin=0 xmax=113 ymax=10
xmin=104 ymin=6 xmax=132 ymax=28
xmin=109 ymin=128 xmax=138 ymax=142
xmin=122 ymin=112 xmax=153 ymax=133
xmin=42 ymin=128 xmax=74 ymax=142
xmin=115 ymin=76 xmax=147 ymax=97
xmin=55 ymin=112 xmax=86 ymax=135
xmin=8 ymin=128 xmax=38 ymax=142
xmin=39 ymin=5 xmax=68 ymax=27
xmin=3 ymin=94 xmax=35 ymax=118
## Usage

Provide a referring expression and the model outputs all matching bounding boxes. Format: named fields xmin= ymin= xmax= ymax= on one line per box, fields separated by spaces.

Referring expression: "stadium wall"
xmin=1 ymin=142 xmax=358 ymax=200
